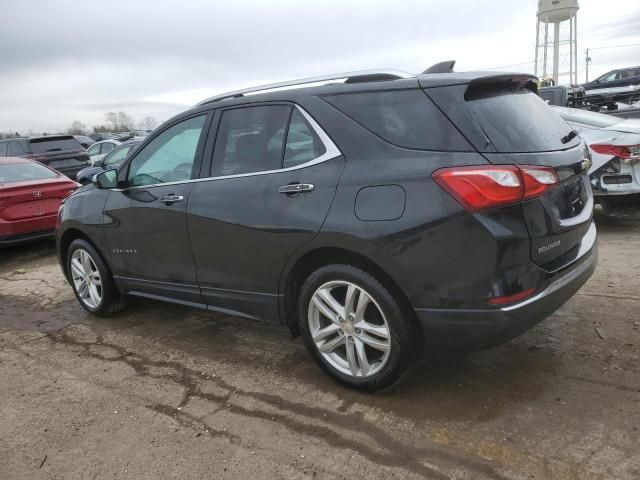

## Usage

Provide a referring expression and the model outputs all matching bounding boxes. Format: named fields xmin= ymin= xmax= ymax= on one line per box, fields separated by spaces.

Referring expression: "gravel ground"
xmin=0 ymin=212 xmax=639 ymax=480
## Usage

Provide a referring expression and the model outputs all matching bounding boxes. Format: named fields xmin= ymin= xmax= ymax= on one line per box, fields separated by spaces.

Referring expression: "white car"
xmin=553 ymin=106 xmax=640 ymax=213
xmin=86 ymin=136 xmax=144 ymax=165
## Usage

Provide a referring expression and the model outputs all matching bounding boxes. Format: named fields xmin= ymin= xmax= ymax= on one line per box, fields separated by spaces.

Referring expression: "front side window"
xmin=0 ymin=142 xmax=7 ymax=156
xmin=212 ymin=105 xmax=292 ymax=176
xmin=600 ymin=71 xmax=619 ymax=82
xmin=283 ymin=110 xmax=326 ymax=168
xmin=128 ymin=115 xmax=206 ymax=187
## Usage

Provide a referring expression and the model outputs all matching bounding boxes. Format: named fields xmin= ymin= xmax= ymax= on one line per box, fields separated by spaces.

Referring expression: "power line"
xmin=586 ymin=42 xmax=640 ymax=51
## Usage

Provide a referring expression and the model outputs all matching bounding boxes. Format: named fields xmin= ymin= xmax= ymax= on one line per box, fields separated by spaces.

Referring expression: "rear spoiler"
xmin=464 ymin=74 xmax=539 ymax=101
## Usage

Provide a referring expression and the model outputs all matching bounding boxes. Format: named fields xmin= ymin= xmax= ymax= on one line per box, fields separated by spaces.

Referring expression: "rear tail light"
xmin=432 ymin=165 xmax=559 ymax=212
xmin=590 ymin=144 xmax=640 ymax=162
xmin=488 ymin=287 xmax=536 ymax=306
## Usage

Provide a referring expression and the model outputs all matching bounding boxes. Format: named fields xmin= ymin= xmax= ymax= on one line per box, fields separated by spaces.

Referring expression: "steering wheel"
xmin=171 ymin=162 xmax=192 ymax=181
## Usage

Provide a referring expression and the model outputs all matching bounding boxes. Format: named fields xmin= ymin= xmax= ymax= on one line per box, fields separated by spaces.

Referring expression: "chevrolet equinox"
xmin=56 ymin=68 xmax=598 ymax=390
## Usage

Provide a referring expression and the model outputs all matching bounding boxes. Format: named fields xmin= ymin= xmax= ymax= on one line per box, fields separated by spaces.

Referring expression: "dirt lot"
xmin=1 ymin=213 xmax=639 ymax=480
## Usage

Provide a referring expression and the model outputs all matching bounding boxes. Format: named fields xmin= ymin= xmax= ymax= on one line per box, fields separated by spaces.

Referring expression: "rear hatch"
xmin=27 ymin=136 xmax=89 ymax=175
xmin=424 ymin=74 xmax=593 ymax=271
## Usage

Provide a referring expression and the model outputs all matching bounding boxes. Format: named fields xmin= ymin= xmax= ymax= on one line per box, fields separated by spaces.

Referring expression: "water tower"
xmin=534 ymin=0 xmax=579 ymax=85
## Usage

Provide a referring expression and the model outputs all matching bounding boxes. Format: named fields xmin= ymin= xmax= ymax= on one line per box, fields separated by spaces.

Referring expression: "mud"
xmin=1 ymin=214 xmax=639 ymax=479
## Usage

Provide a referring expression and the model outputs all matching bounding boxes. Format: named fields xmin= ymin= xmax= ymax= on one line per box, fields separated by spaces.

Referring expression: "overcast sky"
xmin=1 ymin=0 xmax=639 ymax=133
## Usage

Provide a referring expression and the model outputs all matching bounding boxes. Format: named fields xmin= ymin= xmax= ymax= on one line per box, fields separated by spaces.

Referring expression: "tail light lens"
xmin=432 ymin=165 xmax=559 ymax=212
xmin=590 ymin=144 xmax=640 ymax=162
xmin=488 ymin=287 xmax=536 ymax=306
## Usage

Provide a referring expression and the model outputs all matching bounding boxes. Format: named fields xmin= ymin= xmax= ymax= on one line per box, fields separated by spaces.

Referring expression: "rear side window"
xmin=212 ymin=105 xmax=292 ymax=176
xmin=323 ymin=89 xmax=471 ymax=151
xmin=29 ymin=137 xmax=82 ymax=154
xmin=0 ymin=162 xmax=58 ymax=183
xmin=467 ymin=91 xmax=581 ymax=152
xmin=7 ymin=141 xmax=28 ymax=155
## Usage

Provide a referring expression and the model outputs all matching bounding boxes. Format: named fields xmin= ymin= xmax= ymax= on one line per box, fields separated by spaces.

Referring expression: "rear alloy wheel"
xmin=298 ymin=264 xmax=416 ymax=391
xmin=67 ymin=239 xmax=125 ymax=316
xmin=309 ymin=281 xmax=391 ymax=377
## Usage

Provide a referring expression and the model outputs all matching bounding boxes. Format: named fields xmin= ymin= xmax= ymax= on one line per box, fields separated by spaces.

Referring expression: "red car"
xmin=0 ymin=157 xmax=79 ymax=246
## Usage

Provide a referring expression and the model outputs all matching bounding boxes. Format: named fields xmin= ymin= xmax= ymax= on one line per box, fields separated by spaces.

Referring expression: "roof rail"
xmin=195 ymin=69 xmax=414 ymax=106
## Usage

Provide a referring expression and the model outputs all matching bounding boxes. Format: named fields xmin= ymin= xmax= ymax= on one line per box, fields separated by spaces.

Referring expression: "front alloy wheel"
xmin=71 ymin=249 xmax=103 ymax=309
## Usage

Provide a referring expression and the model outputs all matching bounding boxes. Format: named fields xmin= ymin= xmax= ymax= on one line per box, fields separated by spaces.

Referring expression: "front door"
xmin=188 ymin=104 xmax=344 ymax=321
xmin=103 ymin=113 xmax=210 ymax=305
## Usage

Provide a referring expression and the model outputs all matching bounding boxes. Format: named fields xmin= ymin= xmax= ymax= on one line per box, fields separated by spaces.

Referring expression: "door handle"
xmin=278 ymin=183 xmax=315 ymax=195
xmin=159 ymin=194 xmax=184 ymax=205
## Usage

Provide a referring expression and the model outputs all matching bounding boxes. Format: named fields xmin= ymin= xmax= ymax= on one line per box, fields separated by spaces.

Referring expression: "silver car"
xmin=553 ymin=106 xmax=640 ymax=214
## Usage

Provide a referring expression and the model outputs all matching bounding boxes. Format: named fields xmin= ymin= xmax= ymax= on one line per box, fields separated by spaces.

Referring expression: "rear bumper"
xmin=0 ymin=215 xmax=57 ymax=246
xmin=415 ymin=222 xmax=598 ymax=351
xmin=0 ymin=229 xmax=55 ymax=246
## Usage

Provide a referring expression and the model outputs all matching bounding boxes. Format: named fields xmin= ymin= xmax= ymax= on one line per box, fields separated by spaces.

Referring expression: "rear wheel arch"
xmin=282 ymin=247 xmax=418 ymax=335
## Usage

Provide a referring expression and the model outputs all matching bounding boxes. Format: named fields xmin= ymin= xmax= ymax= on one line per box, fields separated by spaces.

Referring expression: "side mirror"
xmin=93 ymin=169 xmax=119 ymax=189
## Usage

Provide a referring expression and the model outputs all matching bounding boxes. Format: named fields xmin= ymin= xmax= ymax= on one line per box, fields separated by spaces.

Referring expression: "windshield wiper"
xmin=561 ymin=130 xmax=579 ymax=144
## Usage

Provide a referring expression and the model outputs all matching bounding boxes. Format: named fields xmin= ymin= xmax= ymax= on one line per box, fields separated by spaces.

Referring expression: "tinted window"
xmin=7 ymin=141 xmax=27 ymax=155
xmin=212 ymin=105 xmax=291 ymax=176
xmin=324 ymin=89 xmax=470 ymax=151
xmin=104 ymin=145 xmax=132 ymax=166
xmin=101 ymin=142 xmax=115 ymax=154
xmin=283 ymin=109 xmax=326 ymax=168
xmin=0 ymin=142 xmax=8 ymax=156
xmin=552 ymin=106 xmax=624 ymax=128
xmin=128 ymin=115 xmax=206 ymax=187
xmin=29 ymin=137 xmax=82 ymax=154
xmin=467 ymin=90 xmax=580 ymax=152
xmin=0 ymin=162 xmax=58 ymax=183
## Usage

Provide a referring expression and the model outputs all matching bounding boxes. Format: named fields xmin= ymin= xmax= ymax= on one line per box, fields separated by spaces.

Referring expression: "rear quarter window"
xmin=323 ymin=89 xmax=472 ymax=151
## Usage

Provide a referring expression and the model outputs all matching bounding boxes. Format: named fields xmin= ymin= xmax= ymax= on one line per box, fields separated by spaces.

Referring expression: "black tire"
xmin=66 ymin=239 xmax=125 ymax=316
xmin=298 ymin=264 xmax=417 ymax=391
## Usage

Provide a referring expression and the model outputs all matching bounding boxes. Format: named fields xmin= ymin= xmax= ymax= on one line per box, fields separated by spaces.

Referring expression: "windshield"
xmin=467 ymin=90 xmax=581 ymax=152
xmin=29 ymin=137 xmax=83 ymax=153
xmin=0 ymin=162 xmax=58 ymax=183
xmin=552 ymin=106 xmax=625 ymax=129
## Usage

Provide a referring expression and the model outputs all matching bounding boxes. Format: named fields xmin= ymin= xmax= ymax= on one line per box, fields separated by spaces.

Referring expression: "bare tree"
xmin=117 ymin=111 xmax=136 ymax=132
xmin=67 ymin=120 xmax=86 ymax=135
xmin=139 ymin=116 xmax=157 ymax=131
xmin=105 ymin=112 xmax=119 ymax=131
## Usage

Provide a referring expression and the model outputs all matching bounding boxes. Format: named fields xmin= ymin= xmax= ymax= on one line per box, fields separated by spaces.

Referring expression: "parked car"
xmin=76 ymin=141 xmax=141 ymax=185
xmin=0 ymin=135 xmax=90 ymax=179
xmin=73 ymin=135 xmax=95 ymax=149
xmin=582 ymin=66 xmax=640 ymax=92
xmin=56 ymin=68 xmax=597 ymax=390
xmin=1 ymin=157 xmax=79 ymax=245
xmin=552 ymin=106 xmax=640 ymax=215
xmin=86 ymin=136 xmax=142 ymax=165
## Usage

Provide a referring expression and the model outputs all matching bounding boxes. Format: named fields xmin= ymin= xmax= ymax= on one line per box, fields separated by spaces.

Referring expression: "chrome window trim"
xmin=113 ymin=105 xmax=342 ymax=191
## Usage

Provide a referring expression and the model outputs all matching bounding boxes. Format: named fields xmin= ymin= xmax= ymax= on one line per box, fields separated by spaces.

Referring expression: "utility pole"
xmin=585 ymin=48 xmax=591 ymax=82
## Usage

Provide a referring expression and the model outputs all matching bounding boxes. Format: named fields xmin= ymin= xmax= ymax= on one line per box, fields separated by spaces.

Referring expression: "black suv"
xmin=56 ymin=69 xmax=597 ymax=390
xmin=0 ymin=135 xmax=90 ymax=179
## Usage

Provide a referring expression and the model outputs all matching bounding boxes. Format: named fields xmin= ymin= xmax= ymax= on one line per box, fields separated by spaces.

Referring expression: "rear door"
xmin=188 ymin=103 xmax=344 ymax=321
xmin=102 ymin=114 xmax=210 ymax=304
xmin=426 ymin=77 xmax=593 ymax=271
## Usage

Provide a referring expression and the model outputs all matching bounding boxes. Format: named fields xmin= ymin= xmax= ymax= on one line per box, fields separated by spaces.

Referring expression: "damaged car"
xmin=553 ymin=106 xmax=640 ymax=215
